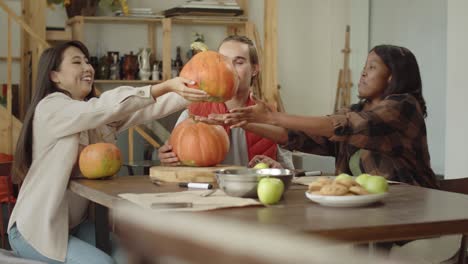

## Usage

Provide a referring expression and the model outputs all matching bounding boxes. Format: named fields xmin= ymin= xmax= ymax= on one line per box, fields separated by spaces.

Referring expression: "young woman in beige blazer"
xmin=7 ymin=41 xmax=208 ymax=263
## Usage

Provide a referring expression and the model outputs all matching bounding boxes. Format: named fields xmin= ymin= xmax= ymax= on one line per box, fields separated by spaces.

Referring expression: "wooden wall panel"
xmin=262 ymin=0 xmax=278 ymax=107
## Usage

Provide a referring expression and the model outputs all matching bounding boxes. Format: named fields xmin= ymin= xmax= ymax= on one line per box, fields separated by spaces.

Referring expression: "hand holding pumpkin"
xmin=180 ymin=50 xmax=239 ymax=102
xmin=161 ymin=77 xmax=210 ymax=102
xmin=157 ymin=142 xmax=180 ymax=166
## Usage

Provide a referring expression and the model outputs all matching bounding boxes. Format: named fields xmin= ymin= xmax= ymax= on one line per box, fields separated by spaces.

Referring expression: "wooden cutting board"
xmin=149 ymin=165 xmax=244 ymax=183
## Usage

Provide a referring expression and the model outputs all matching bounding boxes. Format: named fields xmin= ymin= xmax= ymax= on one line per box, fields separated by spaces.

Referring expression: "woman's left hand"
xmin=166 ymin=77 xmax=210 ymax=102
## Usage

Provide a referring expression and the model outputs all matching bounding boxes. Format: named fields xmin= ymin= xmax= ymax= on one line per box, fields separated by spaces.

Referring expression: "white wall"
xmin=349 ymin=0 xmax=369 ymax=102
xmin=444 ymin=0 xmax=468 ymax=179
xmin=274 ymin=0 xmax=351 ymax=171
xmin=369 ymin=0 xmax=447 ymax=175
xmin=276 ymin=0 xmax=350 ymax=116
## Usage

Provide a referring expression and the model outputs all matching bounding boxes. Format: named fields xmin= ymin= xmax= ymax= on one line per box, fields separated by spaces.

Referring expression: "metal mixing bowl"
xmin=215 ymin=168 xmax=293 ymax=198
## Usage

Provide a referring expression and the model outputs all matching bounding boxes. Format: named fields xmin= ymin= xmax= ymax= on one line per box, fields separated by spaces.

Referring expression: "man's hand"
xmin=249 ymin=155 xmax=282 ymax=169
xmin=158 ymin=141 xmax=180 ymax=166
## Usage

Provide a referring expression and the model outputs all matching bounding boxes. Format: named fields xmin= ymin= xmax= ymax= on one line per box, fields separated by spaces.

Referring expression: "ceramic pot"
xmin=65 ymin=0 xmax=98 ymax=18
xmin=138 ymin=48 xmax=152 ymax=80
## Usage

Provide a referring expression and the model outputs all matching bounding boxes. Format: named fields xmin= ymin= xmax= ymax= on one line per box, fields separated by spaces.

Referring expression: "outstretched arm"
xmin=221 ymin=95 xmax=335 ymax=139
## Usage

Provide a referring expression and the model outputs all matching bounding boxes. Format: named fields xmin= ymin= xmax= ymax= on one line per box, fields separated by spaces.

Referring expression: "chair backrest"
xmin=439 ymin=178 xmax=468 ymax=264
xmin=439 ymin=178 xmax=468 ymax=195
xmin=0 ymin=162 xmax=12 ymax=177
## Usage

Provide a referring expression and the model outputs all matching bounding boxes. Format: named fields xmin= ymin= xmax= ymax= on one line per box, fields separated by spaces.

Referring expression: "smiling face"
xmin=50 ymin=46 xmax=94 ymax=100
xmin=218 ymin=40 xmax=259 ymax=97
xmin=358 ymin=51 xmax=391 ymax=101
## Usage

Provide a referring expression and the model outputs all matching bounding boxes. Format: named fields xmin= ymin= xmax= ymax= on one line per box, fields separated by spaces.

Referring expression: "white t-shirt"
xmin=174 ymin=110 xmax=293 ymax=168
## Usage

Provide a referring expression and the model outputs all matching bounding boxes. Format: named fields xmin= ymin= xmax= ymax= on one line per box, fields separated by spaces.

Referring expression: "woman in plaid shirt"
xmin=210 ymin=45 xmax=438 ymax=189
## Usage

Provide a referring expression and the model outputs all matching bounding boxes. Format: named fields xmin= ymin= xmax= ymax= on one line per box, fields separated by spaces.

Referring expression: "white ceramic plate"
xmin=305 ymin=191 xmax=389 ymax=207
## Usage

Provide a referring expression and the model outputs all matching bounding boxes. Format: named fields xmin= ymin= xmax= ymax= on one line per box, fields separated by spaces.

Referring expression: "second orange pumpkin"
xmin=169 ymin=118 xmax=230 ymax=167
xmin=180 ymin=50 xmax=239 ymax=102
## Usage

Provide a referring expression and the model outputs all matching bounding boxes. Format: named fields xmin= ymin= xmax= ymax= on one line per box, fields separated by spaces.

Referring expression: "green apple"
xmin=257 ymin=177 xmax=284 ymax=205
xmin=355 ymin=173 xmax=371 ymax=186
xmin=253 ymin=162 xmax=269 ymax=169
xmin=335 ymin=173 xmax=353 ymax=181
xmin=364 ymin=175 xmax=388 ymax=194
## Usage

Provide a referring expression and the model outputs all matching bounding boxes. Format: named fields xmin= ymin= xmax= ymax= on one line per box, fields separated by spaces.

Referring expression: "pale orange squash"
xmin=180 ymin=50 xmax=239 ymax=102
xmin=169 ymin=118 xmax=230 ymax=167
xmin=79 ymin=143 xmax=122 ymax=179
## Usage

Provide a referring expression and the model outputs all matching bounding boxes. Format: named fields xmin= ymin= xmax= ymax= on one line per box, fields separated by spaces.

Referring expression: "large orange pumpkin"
xmin=180 ymin=50 xmax=239 ymax=102
xmin=79 ymin=143 xmax=122 ymax=179
xmin=169 ymin=118 xmax=230 ymax=167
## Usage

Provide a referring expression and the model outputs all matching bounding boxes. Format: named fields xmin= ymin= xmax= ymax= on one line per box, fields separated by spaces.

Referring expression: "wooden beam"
xmin=236 ymin=0 xmax=249 ymax=17
xmin=262 ymin=0 xmax=278 ymax=107
xmin=7 ymin=16 xmax=13 ymax=154
xmin=46 ymin=29 xmax=72 ymax=42
xmin=162 ymin=18 xmax=172 ymax=81
xmin=147 ymin=23 xmax=156 ymax=61
xmin=244 ymin=21 xmax=255 ymax=45
xmin=28 ymin=0 xmax=47 ymax=95
xmin=0 ymin=57 xmax=20 ymax=62
xmin=134 ymin=126 xmax=160 ymax=148
xmin=253 ymin=25 xmax=263 ymax=66
xmin=0 ymin=0 xmax=49 ymax=48
xmin=70 ymin=16 xmax=85 ymax=42
xmin=67 ymin=16 xmax=162 ymax=25
xmin=20 ymin=0 xmax=30 ymax=120
xmin=251 ymin=24 xmax=264 ymax=100
xmin=172 ymin=16 xmax=246 ymax=25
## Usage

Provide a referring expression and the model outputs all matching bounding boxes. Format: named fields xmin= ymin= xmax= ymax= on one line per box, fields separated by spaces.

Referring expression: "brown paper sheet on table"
xmin=118 ymin=190 xmax=261 ymax=212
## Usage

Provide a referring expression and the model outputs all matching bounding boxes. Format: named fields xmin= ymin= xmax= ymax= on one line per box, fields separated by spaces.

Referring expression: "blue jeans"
xmin=8 ymin=221 xmax=115 ymax=264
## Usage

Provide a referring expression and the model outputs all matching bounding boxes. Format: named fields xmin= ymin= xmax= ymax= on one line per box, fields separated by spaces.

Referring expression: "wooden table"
xmin=70 ymin=176 xmax=468 ymax=256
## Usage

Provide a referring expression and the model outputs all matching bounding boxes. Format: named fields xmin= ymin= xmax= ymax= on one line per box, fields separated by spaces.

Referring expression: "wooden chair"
xmin=0 ymin=161 xmax=16 ymax=249
xmin=440 ymin=178 xmax=468 ymax=264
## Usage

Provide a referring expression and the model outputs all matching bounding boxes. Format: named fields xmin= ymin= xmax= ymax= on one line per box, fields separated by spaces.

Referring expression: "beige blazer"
xmin=8 ymin=85 xmax=188 ymax=261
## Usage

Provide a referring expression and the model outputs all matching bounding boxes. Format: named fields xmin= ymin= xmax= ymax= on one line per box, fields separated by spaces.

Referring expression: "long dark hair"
xmin=12 ymin=41 xmax=96 ymax=183
xmin=370 ymin=45 xmax=427 ymax=117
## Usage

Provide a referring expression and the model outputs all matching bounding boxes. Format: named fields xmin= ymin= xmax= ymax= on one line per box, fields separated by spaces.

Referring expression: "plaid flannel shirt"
xmin=286 ymin=94 xmax=439 ymax=189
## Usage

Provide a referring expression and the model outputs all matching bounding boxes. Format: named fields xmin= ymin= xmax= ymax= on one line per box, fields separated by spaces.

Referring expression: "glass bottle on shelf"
xmin=158 ymin=61 xmax=163 ymax=80
xmin=174 ymin=46 xmax=184 ymax=76
xmin=109 ymin=53 xmax=120 ymax=80
xmin=171 ymin=59 xmax=178 ymax=78
xmin=152 ymin=62 xmax=160 ymax=81
xmin=97 ymin=55 xmax=110 ymax=80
